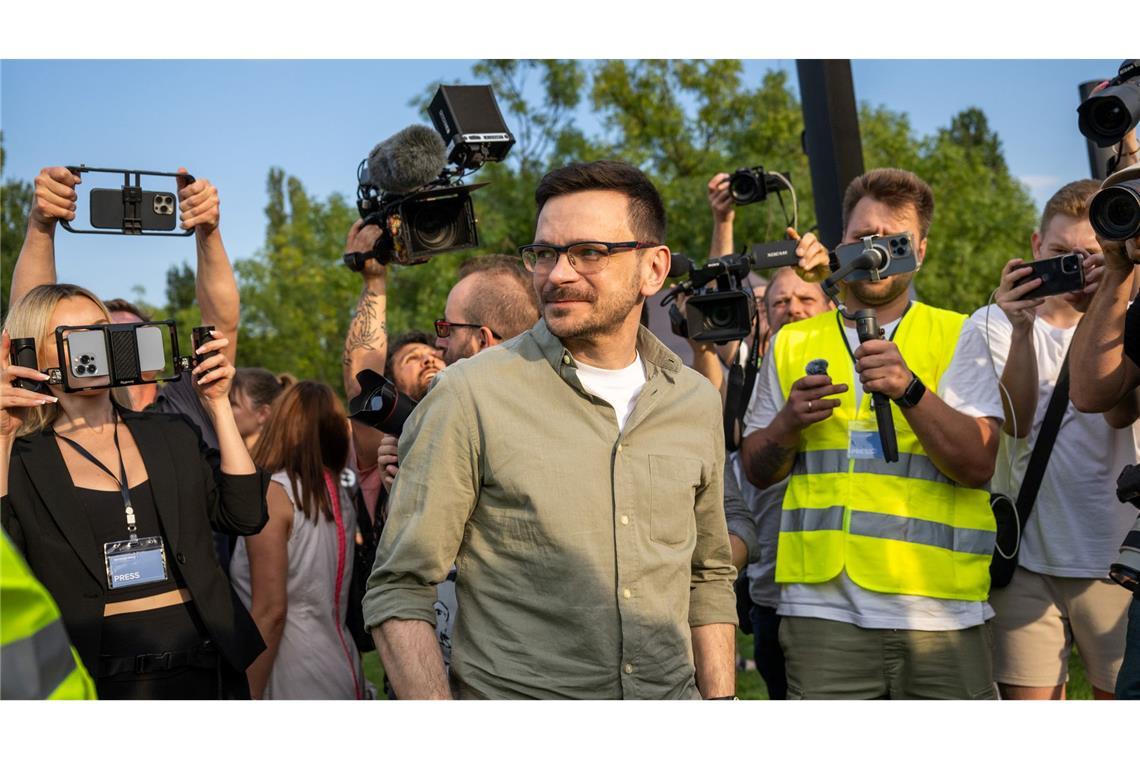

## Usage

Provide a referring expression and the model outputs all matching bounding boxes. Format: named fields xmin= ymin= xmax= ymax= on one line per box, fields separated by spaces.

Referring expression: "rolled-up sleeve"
xmin=688 ymin=411 xmax=738 ymax=628
xmin=363 ymin=369 xmax=482 ymax=631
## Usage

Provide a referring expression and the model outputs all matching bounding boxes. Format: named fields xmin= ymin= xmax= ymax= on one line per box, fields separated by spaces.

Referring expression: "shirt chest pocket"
xmin=648 ymin=454 xmax=702 ymax=545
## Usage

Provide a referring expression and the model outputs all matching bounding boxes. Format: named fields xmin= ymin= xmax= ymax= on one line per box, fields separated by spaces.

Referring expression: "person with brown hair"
xmin=365 ymin=159 xmax=737 ymax=700
xmin=229 ymin=368 xmax=296 ymax=451
xmin=741 ymin=167 xmax=1004 ymax=699
xmin=228 ymin=381 xmax=365 ymax=699
xmin=972 ymin=179 xmax=1137 ymax=699
xmin=1 ymin=284 xmax=268 ymax=699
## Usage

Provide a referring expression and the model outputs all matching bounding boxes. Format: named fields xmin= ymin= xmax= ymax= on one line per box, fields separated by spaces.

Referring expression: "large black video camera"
xmin=663 ymin=253 xmax=757 ymax=344
xmin=347 ymin=85 xmax=516 ymax=270
xmin=1112 ymin=465 xmax=1140 ymax=594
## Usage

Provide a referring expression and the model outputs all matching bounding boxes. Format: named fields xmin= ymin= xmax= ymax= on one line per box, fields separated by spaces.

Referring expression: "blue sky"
xmin=0 ymin=59 xmax=1122 ymax=306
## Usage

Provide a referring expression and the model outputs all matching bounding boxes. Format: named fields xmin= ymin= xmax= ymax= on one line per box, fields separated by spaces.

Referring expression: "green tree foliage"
xmin=231 ymin=61 xmax=1036 ymax=379
xmin=233 ymin=168 xmax=360 ymax=386
xmin=1 ymin=135 xmax=34 ymax=320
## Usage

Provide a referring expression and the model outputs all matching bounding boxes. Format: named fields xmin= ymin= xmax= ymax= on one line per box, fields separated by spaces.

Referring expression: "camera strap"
xmin=1014 ymin=350 xmax=1071 ymax=532
xmin=723 ymin=316 xmax=763 ymax=452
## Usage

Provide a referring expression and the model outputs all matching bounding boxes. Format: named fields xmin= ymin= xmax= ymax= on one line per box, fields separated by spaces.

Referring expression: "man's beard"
xmin=541 ymin=269 xmax=644 ymax=341
xmin=847 ymin=271 xmax=914 ymax=306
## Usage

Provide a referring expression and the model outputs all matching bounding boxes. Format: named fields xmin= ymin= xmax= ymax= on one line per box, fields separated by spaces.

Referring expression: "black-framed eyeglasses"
xmin=517 ymin=241 xmax=659 ymax=274
xmin=434 ymin=319 xmax=502 ymax=340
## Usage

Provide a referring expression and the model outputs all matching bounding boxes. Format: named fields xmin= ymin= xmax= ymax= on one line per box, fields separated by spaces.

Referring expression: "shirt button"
xmin=562 ymin=354 xmax=571 ymax=365
xmin=623 ymin=588 xmax=631 ymax=599
xmin=624 ymin=664 xmax=634 ymax=674
xmin=620 ymin=515 xmax=629 ymax=526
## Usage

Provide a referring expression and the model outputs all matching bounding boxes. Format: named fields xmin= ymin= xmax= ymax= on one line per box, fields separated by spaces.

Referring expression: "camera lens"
xmin=75 ymin=365 xmax=86 ymax=376
xmin=1061 ymin=256 xmax=1079 ymax=274
xmin=730 ymin=173 xmax=760 ymax=205
xmin=708 ymin=305 xmax=735 ymax=329
xmin=1091 ymin=99 xmax=1128 ymax=136
xmin=1090 ymin=181 xmax=1140 ymax=241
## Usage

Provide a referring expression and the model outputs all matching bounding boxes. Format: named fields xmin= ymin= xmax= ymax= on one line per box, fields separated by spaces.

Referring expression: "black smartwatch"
xmin=894 ymin=373 xmax=926 ymax=409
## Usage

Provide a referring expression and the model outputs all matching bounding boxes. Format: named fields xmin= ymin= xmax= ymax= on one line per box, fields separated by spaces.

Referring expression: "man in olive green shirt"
xmin=364 ymin=160 xmax=738 ymax=699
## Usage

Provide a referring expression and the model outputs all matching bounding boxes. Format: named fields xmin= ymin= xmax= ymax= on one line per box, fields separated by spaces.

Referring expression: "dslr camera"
xmin=1078 ymin=59 xmax=1140 ymax=149
xmin=1089 ymin=164 xmax=1140 ymax=243
xmin=663 ymin=253 xmax=757 ymax=344
xmin=347 ymin=369 xmax=418 ymax=437
xmin=347 ymin=85 xmax=516 ymax=270
xmin=727 ymin=166 xmax=791 ymax=206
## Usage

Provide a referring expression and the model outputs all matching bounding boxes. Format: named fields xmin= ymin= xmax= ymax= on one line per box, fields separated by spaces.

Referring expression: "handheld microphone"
xmin=853 ymin=309 xmax=899 ymax=463
xmin=365 ymin=125 xmax=448 ymax=195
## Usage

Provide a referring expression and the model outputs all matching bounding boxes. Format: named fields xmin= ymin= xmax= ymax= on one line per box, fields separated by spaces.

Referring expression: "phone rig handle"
xmin=853 ymin=309 xmax=899 ymax=464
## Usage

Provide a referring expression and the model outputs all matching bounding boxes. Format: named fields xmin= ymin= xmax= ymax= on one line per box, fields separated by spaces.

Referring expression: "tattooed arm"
xmin=741 ymin=373 xmax=848 ymax=490
xmin=343 ymin=220 xmax=389 ymax=473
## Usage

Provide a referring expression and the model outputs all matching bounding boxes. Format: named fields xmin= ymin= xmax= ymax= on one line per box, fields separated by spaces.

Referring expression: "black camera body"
xmin=347 ymin=369 xmax=418 ymax=437
xmin=1113 ymin=465 xmax=1140 ymax=594
xmin=833 ymin=233 xmax=917 ymax=282
xmin=728 ymin=166 xmax=790 ymax=206
xmin=1078 ymin=59 xmax=1140 ymax=149
xmin=664 ymin=253 xmax=757 ymax=344
xmin=350 ymin=85 xmax=514 ymax=270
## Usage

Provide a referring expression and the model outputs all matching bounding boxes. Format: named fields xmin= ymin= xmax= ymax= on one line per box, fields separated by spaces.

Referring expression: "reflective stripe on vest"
xmin=773 ymin=303 xmax=994 ymax=601
xmin=1 ymin=532 xmax=97 ymax=700
xmin=1 ymin=619 xmax=75 ymax=699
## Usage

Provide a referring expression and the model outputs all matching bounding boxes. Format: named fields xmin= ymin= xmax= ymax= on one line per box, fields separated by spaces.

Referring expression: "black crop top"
xmin=75 ymin=480 xmax=185 ymax=601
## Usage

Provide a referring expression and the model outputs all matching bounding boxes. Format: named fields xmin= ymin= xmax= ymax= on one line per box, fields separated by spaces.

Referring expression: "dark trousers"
xmin=1118 ymin=595 xmax=1140 ymax=700
xmin=749 ymin=604 xmax=788 ymax=700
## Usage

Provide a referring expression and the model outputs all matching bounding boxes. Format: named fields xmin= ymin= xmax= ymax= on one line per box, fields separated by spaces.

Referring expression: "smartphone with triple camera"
xmin=1015 ymin=253 xmax=1085 ymax=300
xmin=90 ymin=188 xmax=178 ymax=232
xmin=833 ymin=233 xmax=917 ymax=281
xmin=63 ymin=330 xmax=111 ymax=389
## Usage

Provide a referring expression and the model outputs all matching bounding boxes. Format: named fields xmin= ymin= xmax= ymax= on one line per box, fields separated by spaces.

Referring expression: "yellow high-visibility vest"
xmin=773 ymin=302 xmax=994 ymax=601
xmin=1 ymin=531 xmax=97 ymax=700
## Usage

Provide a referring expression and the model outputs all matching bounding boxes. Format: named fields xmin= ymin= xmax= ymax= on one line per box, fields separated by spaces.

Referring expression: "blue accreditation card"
xmin=103 ymin=536 xmax=169 ymax=590
xmin=848 ymin=419 xmax=885 ymax=460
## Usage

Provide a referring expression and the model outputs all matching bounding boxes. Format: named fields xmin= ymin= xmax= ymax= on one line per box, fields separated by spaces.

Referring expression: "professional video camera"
xmin=347 ymin=369 xmax=417 ymax=437
xmin=663 ymin=253 xmax=757 ymax=344
xmin=1078 ymin=59 xmax=1140 ymax=149
xmin=346 ymin=85 xmax=516 ymax=270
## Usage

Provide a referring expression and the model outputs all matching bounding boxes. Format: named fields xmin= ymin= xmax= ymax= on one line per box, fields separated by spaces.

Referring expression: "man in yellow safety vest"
xmin=1 ymin=530 xmax=96 ymax=699
xmin=740 ymin=168 xmax=1003 ymax=699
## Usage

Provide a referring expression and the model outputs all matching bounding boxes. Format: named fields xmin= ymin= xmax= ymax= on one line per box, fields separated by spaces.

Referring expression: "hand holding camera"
xmin=996 ymin=258 xmax=1047 ymax=329
xmin=706 ymin=172 xmax=736 ymax=225
xmin=345 ymin=219 xmax=388 ymax=279
xmin=176 ymin=168 xmax=220 ymax=235
xmin=0 ymin=330 xmax=58 ymax=441
xmin=30 ymin=166 xmax=82 ymax=229
xmin=778 ymin=374 xmax=848 ymax=432
xmin=190 ymin=329 xmax=234 ymax=403
xmin=854 ymin=339 xmax=912 ymax=402
xmin=378 ymin=434 xmax=400 ymax=490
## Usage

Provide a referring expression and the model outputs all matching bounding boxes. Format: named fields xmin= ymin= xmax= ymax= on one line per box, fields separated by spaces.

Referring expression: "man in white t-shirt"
xmin=741 ymin=168 xmax=1003 ymax=699
xmin=971 ymin=179 xmax=1137 ymax=699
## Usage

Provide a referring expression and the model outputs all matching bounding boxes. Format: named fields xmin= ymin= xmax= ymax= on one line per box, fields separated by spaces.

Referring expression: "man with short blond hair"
xmin=971 ymin=178 xmax=1137 ymax=700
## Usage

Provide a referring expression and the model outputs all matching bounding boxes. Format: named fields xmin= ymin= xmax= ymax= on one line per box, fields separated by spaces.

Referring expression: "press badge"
xmin=103 ymin=536 xmax=169 ymax=590
xmin=848 ymin=419 xmax=885 ymax=460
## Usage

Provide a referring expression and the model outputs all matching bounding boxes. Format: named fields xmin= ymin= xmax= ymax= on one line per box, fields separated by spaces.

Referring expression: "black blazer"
xmin=1 ymin=406 xmax=271 ymax=678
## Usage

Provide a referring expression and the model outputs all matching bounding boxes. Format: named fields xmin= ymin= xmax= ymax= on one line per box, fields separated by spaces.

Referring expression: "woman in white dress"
xmin=231 ymin=381 xmax=364 ymax=699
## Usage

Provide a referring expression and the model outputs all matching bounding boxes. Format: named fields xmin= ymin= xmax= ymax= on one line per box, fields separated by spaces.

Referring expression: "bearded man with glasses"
xmin=363 ymin=160 xmax=738 ymax=700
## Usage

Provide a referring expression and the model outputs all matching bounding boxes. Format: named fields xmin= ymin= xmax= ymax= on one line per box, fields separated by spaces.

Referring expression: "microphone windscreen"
xmin=668 ymin=253 xmax=694 ymax=279
xmin=367 ymin=125 xmax=447 ymax=194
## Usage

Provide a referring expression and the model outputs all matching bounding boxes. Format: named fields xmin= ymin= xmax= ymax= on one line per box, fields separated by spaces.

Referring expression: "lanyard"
xmin=57 ymin=410 xmax=137 ymax=539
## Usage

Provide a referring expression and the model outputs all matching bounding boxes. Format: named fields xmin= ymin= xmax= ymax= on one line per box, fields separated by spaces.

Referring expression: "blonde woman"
xmin=1 ymin=284 xmax=270 ymax=699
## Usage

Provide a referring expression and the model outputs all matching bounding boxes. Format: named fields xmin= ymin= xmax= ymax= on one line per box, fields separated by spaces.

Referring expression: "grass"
xmin=363 ymin=630 xmax=1096 ymax=700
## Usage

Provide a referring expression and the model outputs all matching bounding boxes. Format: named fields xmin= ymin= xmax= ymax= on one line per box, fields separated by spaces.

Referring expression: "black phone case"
xmin=1018 ymin=254 xmax=1085 ymax=299
xmin=90 ymin=188 xmax=178 ymax=231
